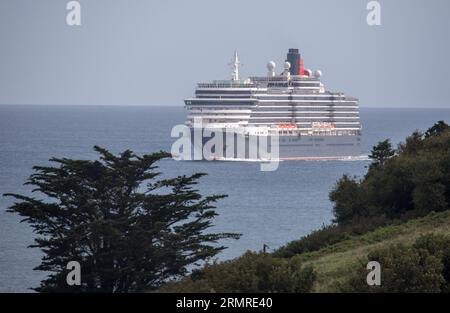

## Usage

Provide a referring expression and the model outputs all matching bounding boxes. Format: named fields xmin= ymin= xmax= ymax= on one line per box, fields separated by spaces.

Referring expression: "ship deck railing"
xmin=197 ymin=81 xmax=256 ymax=88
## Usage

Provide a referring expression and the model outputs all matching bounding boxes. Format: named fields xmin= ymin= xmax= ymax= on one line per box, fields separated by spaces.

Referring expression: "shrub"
xmin=413 ymin=233 xmax=450 ymax=256
xmin=414 ymin=234 xmax=450 ymax=291
xmin=340 ymin=241 xmax=445 ymax=292
xmin=159 ymin=252 xmax=316 ymax=293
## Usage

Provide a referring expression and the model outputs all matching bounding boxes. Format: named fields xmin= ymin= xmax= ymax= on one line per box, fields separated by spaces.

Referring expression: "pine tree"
xmin=4 ymin=146 xmax=240 ymax=293
xmin=368 ymin=139 xmax=395 ymax=166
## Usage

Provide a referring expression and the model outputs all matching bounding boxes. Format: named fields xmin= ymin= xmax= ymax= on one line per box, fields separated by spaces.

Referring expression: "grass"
xmin=295 ymin=211 xmax=450 ymax=292
xmin=156 ymin=210 xmax=450 ymax=293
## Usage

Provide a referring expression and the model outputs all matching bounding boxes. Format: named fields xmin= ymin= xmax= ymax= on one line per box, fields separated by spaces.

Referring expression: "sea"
xmin=1 ymin=105 xmax=450 ymax=292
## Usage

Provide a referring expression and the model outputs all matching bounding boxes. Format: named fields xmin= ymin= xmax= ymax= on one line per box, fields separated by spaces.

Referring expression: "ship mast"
xmin=229 ymin=50 xmax=241 ymax=81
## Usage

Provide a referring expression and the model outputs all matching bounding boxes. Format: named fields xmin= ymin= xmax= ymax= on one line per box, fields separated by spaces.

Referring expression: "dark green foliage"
xmin=159 ymin=252 xmax=316 ymax=293
xmin=397 ymin=131 xmax=423 ymax=155
xmin=414 ymin=234 xmax=450 ymax=291
xmin=368 ymin=139 xmax=395 ymax=166
xmin=330 ymin=121 xmax=450 ymax=224
xmin=340 ymin=234 xmax=450 ymax=292
xmin=329 ymin=175 xmax=366 ymax=224
xmin=4 ymin=146 xmax=240 ymax=293
xmin=414 ymin=233 xmax=450 ymax=257
xmin=425 ymin=120 xmax=450 ymax=138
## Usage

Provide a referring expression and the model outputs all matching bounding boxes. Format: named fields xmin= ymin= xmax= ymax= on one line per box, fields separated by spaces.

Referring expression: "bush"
xmin=413 ymin=233 xmax=450 ymax=256
xmin=414 ymin=234 xmax=450 ymax=291
xmin=340 ymin=237 xmax=448 ymax=292
xmin=159 ymin=252 xmax=316 ymax=293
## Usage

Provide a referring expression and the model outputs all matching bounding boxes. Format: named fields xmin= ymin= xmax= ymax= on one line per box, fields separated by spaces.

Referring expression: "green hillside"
xmin=158 ymin=210 xmax=450 ymax=293
xmin=296 ymin=211 xmax=450 ymax=291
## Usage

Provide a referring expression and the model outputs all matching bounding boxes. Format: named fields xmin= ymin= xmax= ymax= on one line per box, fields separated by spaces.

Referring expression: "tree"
xmin=330 ymin=122 xmax=450 ymax=224
xmin=425 ymin=121 xmax=449 ymax=138
xmin=4 ymin=146 xmax=240 ymax=293
xmin=329 ymin=175 xmax=364 ymax=224
xmin=368 ymin=139 xmax=395 ymax=166
xmin=397 ymin=131 xmax=423 ymax=155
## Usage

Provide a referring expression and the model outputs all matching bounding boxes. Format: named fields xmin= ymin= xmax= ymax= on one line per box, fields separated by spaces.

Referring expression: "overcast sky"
xmin=0 ymin=0 xmax=449 ymax=107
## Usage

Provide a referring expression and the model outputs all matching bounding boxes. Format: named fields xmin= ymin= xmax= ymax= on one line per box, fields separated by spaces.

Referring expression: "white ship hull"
xmin=189 ymin=128 xmax=361 ymax=160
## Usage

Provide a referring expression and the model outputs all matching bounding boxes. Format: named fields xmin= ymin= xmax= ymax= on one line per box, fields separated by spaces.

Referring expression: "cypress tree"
xmin=4 ymin=146 xmax=240 ymax=292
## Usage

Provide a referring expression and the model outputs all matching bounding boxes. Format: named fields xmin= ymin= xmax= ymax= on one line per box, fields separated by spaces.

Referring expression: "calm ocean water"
xmin=1 ymin=105 xmax=450 ymax=292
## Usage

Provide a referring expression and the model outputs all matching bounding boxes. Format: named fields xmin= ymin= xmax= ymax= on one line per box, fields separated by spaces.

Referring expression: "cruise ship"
xmin=183 ymin=48 xmax=361 ymax=160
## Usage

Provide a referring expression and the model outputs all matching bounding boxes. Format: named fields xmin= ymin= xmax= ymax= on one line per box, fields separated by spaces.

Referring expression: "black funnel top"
xmin=286 ymin=48 xmax=301 ymax=75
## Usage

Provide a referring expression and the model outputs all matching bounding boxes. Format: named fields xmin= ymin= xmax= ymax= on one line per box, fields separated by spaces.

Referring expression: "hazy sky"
xmin=0 ymin=0 xmax=449 ymax=107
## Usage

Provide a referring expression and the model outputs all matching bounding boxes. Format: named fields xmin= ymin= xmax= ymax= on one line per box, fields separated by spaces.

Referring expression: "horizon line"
xmin=1 ymin=103 xmax=450 ymax=109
